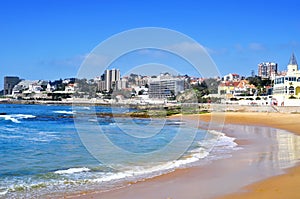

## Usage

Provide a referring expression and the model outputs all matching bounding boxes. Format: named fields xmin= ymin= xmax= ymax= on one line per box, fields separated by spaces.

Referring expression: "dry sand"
xmin=65 ymin=112 xmax=300 ymax=199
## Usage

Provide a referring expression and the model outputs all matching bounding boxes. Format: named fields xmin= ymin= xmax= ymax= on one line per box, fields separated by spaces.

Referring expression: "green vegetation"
xmin=75 ymin=78 xmax=98 ymax=98
xmin=128 ymin=105 xmax=206 ymax=118
xmin=177 ymin=78 xmax=221 ymax=103
xmin=247 ymin=76 xmax=272 ymax=95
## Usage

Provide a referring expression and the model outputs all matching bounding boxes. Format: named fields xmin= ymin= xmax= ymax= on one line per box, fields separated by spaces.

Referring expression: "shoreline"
xmin=58 ymin=112 xmax=300 ymax=199
xmin=176 ymin=112 xmax=300 ymax=199
xmin=208 ymin=112 xmax=300 ymax=199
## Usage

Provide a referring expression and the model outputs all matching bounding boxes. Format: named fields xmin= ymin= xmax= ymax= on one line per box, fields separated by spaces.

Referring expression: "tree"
xmin=247 ymin=76 xmax=271 ymax=95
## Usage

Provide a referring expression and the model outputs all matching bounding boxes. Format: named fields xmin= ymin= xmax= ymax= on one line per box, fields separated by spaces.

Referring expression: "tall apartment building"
xmin=4 ymin=76 xmax=20 ymax=95
xmin=97 ymin=69 xmax=121 ymax=91
xmin=258 ymin=62 xmax=278 ymax=79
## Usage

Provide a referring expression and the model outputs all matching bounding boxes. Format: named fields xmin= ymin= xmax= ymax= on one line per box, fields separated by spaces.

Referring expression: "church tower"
xmin=287 ymin=52 xmax=298 ymax=73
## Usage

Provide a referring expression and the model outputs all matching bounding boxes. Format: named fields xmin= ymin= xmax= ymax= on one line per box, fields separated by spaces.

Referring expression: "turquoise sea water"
xmin=0 ymin=104 xmax=237 ymax=198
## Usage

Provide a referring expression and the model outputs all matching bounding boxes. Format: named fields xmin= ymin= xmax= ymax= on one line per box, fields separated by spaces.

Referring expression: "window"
xmin=289 ymin=86 xmax=294 ymax=94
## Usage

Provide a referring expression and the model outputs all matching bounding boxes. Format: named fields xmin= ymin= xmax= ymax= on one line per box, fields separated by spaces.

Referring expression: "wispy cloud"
xmin=38 ymin=53 xmax=111 ymax=68
xmin=278 ymin=41 xmax=300 ymax=50
xmin=136 ymin=49 xmax=166 ymax=58
xmin=135 ymin=45 xmax=224 ymax=58
xmin=233 ymin=43 xmax=266 ymax=52
xmin=234 ymin=44 xmax=244 ymax=52
xmin=205 ymin=47 xmax=228 ymax=55
xmin=38 ymin=54 xmax=86 ymax=67
xmin=166 ymin=42 xmax=204 ymax=54
xmin=82 ymin=53 xmax=110 ymax=67
xmin=248 ymin=42 xmax=265 ymax=51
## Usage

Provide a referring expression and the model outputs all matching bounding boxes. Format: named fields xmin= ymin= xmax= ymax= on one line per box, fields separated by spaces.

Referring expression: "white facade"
xmin=223 ymin=73 xmax=240 ymax=82
xmin=273 ymin=53 xmax=300 ymax=105
xmin=97 ymin=69 xmax=121 ymax=91
xmin=149 ymin=77 xmax=185 ymax=99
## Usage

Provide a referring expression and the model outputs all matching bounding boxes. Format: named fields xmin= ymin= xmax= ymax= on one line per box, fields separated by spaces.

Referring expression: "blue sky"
xmin=1 ymin=0 xmax=300 ymax=88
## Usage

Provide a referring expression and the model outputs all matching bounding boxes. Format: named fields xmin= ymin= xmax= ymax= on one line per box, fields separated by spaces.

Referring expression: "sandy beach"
xmin=209 ymin=112 xmax=300 ymax=199
xmin=63 ymin=112 xmax=300 ymax=199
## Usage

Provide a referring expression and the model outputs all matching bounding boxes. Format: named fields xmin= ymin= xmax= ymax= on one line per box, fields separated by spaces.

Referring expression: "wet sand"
xmin=208 ymin=112 xmax=300 ymax=199
xmin=63 ymin=112 xmax=300 ymax=199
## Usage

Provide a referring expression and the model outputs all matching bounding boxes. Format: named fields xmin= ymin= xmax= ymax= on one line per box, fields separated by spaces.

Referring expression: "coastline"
xmin=59 ymin=112 xmax=300 ymax=199
xmin=176 ymin=112 xmax=300 ymax=199
xmin=208 ymin=112 xmax=300 ymax=199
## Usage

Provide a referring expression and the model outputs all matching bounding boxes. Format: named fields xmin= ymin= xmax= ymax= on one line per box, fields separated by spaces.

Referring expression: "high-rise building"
xmin=258 ymin=62 xmax=278 ymax=79
xmin=4 ymin=76 xmax=20 ymax=95
xmin=97 ymin=69 xmax=121 ymax=91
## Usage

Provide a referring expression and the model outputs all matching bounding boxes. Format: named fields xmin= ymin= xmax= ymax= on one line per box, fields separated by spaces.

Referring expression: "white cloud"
xmin=82 ymin=53 xmax=110 ymax=67
xmin=248 ymin=42 xmax=265 ymax=51
xmin=234 ymin=44 xmax=244 ymax=52
xmin=136 ymin=49 xmax=166 ymax=58
xmin=278 ymin=41 xmax=300 ymax=50
xmin=38 ymin=54 xmax=86 ymax=67
xmin=38 ymin=53 xmax=110 ymax=68
xmin=166 ymin=42 xmax=205 ymax=54
xmin=164 ymin=42 xmax=228 ymax=56
xmin=205 ymin=47 xmax=228 ymax=55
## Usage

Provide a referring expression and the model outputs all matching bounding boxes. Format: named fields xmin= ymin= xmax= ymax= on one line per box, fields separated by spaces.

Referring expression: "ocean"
xmin=0 ymin=104 xmax=238 ymax=198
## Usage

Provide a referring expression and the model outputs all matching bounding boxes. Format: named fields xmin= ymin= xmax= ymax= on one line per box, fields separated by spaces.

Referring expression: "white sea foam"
xmin=92 ymin=172 xmax=132 ymax=183
xmin=91 ymin=130 xmax=238 ymax=184
xmin=0 ymin=190 xmax=7 ymax=196
xmin=91 ymin=133 xmax=235 ymax=184
xmin=13 ymin=114 xmax=36 ymax=119
xmin=53 ymin=110 xmax=75 ymax=114
xmin=54 ymin=167 xmax=91 ymax=174
xmin=0 ymin=114 xmax=36 ymax=123
xmin=198 ymin=130 xmax=240 ymax=160
xmin=0 ymin=115 xmax=20 ymax=123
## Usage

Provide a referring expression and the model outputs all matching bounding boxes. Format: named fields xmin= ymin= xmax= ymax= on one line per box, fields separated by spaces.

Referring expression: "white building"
xmin=148 ymin=75 xmax=185 ymax=98
xmin=273 ymin=53 xmax=300 ymax=105
xmin=12 ymin=80 xmax=46 ymax=95
xmin=223 ymin=73 xmax=240 ymax=82
xmin=106 ymin=69 xmax=120 ymax=90
xmin=97 ymin=69 xmax=121 ymax=91
xmin=120 ymin=78 xmax=129 ymax=89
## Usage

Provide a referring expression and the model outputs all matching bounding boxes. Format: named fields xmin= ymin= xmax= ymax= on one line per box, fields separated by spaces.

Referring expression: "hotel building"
xmin=148 ymin=74 xmax=185 ymax=99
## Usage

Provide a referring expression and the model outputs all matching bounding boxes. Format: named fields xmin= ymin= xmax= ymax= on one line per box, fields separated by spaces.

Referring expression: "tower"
xmin=287 ymin=52 xmax=298 ymax=73
xmin=4 ymin=76 xmax=20 ymax=95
